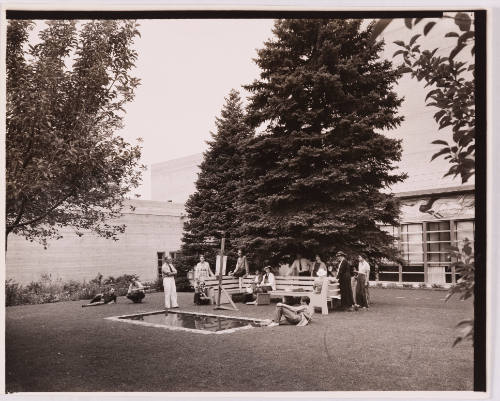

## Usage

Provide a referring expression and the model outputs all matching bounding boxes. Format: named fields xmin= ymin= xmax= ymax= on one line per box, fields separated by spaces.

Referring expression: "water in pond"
xmin=117 ymin=311 xmax=267 ymax=333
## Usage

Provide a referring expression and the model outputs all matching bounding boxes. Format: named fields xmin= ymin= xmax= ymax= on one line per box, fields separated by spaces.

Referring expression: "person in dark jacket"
xmin=335 ymin=251 xmax=356 ymax=311
xmin=82 ymin=287 xmax=117 ymax=307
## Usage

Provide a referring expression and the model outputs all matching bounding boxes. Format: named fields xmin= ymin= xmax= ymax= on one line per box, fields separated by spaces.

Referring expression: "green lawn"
xmin=6 ymin=288 xmax=473 ymax=392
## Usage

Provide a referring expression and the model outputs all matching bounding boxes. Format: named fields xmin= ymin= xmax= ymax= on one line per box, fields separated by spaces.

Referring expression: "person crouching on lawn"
xmin=127 ymin=276 xmax=145 ymax=303
xmin=268 ymin=297 xmax=313 ymax=327
xmin=82 ymin=287 xmax=117 ymax=307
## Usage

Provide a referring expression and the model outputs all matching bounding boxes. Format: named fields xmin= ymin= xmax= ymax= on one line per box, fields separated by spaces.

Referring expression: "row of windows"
xmin=381 ymin=220 xmax=474 ymax=265
xmin=380 ymin=219 xmax=474 ymax=284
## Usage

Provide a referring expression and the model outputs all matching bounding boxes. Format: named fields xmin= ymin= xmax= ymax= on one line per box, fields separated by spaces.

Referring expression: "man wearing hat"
xmin=336 ymin=251 xmax=356 ymax=311
xmin=259 ymin=266 xmax=276 ymax=292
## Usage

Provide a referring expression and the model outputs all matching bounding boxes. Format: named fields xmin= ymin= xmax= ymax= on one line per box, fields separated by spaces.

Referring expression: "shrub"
xmin=418 ymin=283 xmax=428 ymax=289
xmin=175 ymin=276 xmax=194 ymax=292
xmin=5 ymin=273 xmax=150 ymax=306
xmin=431 ymin=283 xmax=444 ymax=289
xmin=402 ymin=283 xmax=414 ymax=289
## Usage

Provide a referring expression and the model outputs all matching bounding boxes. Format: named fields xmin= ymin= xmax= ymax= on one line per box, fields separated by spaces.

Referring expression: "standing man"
xmin=335 ymin=251 xmax=355 ymax=311
xmin=290 ymin=253 xmax=311 ymax=276
xmin=356 ymin=255 xmax=371 ymax=308
xmin=229 ymin=249 xmax=249 ymax=278
xmin=162 ymin=255 xmax=179 ymax=309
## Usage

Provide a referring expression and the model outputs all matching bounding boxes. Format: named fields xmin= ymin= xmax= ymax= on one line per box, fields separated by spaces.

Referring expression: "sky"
xmin=114 ymin=15 xmax=473 ymax=199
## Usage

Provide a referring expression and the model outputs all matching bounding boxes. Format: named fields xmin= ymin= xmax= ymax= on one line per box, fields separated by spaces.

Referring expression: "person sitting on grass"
xmin=267 ymin=297 xmax=313 ymax=327
xmin=127 ymin=276 xmax=145 ymax=303
xmin=82 ymin=287 xmax=117 ymax=307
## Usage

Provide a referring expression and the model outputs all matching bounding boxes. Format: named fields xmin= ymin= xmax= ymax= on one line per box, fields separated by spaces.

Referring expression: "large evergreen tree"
xmin=235 ymin=19 xmax=407 ymax=265
xmin=179 ymin=90 xmax=253 ymax=273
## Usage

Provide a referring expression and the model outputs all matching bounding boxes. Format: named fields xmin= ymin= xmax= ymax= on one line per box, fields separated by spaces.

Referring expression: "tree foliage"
xmin=374 ymin=13 xmax=475 ymax=183
xmin=6 ymin=20 xmax=144 ymax=248
xmin=179 ymin=90 xmax=253 ymax=272
xmin=234 ymin=19 xmax=406 ymax=266
xmin=445 ymin=239 xmax=475 ymax=346
xmin=372 ymin=14 xmax=476 ymax=346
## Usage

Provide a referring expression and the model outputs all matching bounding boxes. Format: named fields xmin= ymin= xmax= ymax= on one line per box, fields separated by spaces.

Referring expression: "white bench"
xmin=269 ymin=276 xmax=340 ymax=315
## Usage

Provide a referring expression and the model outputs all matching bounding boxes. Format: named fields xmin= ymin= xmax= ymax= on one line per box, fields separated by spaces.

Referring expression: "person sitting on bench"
xmin=259 ymin=266 xmax=276 ymax=292
xmin=268 ymin=297 xmax=313 ymax=327
xmin=82 ymin=287 xmax=116 ymax=307
xmin=127 ymin=277 xmax=145 ymax=303
xmin=228 ymin=249 xmax=249 ymax=278
xmin=243 ymin=269 xmax=264 ymax=304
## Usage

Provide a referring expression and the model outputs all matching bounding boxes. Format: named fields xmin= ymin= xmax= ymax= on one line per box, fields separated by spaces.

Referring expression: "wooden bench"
xmin=269 ymin=276 xmax=341 ymax=315
xmin=202 ymin=275 xmax=340 ymax=314
xmin=202 ymin=276 xmax=249 ymax=304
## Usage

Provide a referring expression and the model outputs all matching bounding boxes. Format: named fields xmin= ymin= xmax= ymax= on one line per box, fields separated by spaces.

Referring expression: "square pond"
xmin=106 ymin=310 xmax=269 ymax=334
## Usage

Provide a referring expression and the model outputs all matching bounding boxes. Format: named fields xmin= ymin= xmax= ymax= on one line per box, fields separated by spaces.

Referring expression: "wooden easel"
xmin=214 ymin=236 xmax=238 ymax=311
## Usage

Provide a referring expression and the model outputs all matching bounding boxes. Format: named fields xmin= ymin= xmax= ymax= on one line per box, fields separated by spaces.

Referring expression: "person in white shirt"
xmin=260 ymin=266 xmax=276 ymax=292
xmin=193 ymin=255 xmax=215 ymax=304
xmin=356 ymin=255 xmax=370 ymax=308
xmin=127 ymin=277 xmax=145 ymax=303
xmin=194 ymin=255 xmax=214 ymax=283
xmin=290 ymin=253 xmax=312 ymax=276
xmin=162 ymin=255 xmax=179 ymax=309
xmin=311 ymin=254 xmax=327 ymax=277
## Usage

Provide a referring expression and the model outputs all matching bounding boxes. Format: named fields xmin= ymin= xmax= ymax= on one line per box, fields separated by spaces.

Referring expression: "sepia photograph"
xmin=2 ymin=4 xmax=488 ymax=396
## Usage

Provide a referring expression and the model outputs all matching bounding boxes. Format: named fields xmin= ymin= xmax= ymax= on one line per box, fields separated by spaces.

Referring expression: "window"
xmin=455 ymin=220 xmax=474 ymax=251
xmin=157 ymin=251 xmax=166 ymax=280
xmin=426 ymin=221 xmax=451 ymax=264
xmin=400 ymin=223 xmax=423 ymax=264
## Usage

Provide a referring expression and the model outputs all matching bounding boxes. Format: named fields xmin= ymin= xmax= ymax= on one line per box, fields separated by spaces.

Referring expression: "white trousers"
xmin=163 ymin=277 xmax=178 ymax=308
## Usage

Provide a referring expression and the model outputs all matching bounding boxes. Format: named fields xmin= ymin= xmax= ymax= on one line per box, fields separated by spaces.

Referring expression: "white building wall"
xmin=6 ymin=200 xmax=186 ymax=284
xmin=151 ymin=153 xmax=203 ymax=203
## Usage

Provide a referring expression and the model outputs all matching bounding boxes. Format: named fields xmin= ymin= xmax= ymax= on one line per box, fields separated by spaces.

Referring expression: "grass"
xmin=5 ymin=288 xmax=473 ymax=392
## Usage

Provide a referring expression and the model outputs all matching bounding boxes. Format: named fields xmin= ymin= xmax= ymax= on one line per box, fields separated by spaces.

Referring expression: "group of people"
xmin=335 ymin=251 xmax=370 ymax=311
xmin=83 ymin=248 xmax=371 ymax=318
xmin=191 ymin=248 xmax=371 ymax=313
xmin=82 ymin=276 xmax=147 ymax=307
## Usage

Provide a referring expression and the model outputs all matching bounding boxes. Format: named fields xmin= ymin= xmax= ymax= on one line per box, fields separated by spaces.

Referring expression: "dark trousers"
xmin=90 ymin=293 xmax=117 ymax=304
xmin=233 ymin=269 xmax=246 ymax=278
xmin=127 ymin=291 xmax=145 ymax=303
xmin=298 ymin=271 xmax=310 ymax=277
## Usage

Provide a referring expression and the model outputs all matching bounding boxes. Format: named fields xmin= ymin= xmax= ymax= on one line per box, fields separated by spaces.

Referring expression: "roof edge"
xmin=394 ymin=184 xmax=475 ymax=199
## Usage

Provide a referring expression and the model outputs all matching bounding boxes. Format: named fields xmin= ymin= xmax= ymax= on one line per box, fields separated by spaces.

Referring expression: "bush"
xmin=5 ymin=273 xmax=151 ymax=306
xmin=402 ymin=283 xmax=414 ymax=289
xmin=175 ymin=276 xmax=194 ymax=292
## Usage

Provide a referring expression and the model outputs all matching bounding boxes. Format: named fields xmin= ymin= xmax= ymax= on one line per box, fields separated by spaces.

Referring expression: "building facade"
xmin=379 ymin=185 xmax=475 ymax=285
xmin=6 ymin=200 xmax=186 ymax=285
